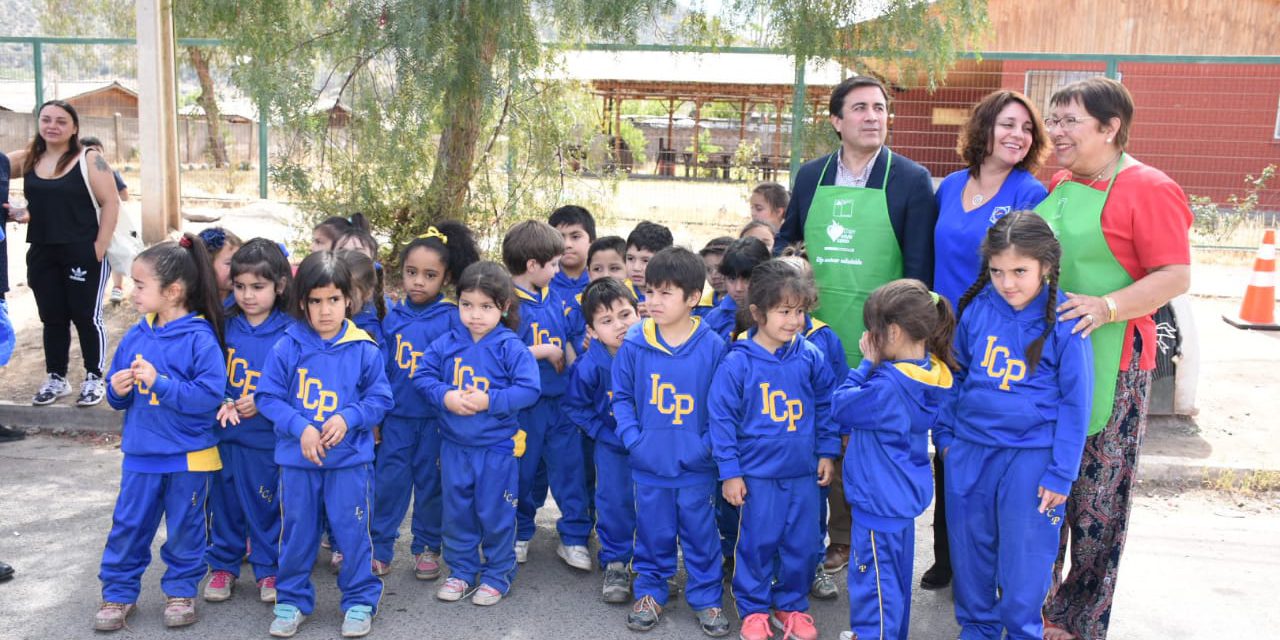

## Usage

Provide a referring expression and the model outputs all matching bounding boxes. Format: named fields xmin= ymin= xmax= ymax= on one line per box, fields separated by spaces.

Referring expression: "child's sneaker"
xmin=31 ymin=373 xmax=71 ymax=406
xmin=771 ymin=611 xmax=818 ymax=640
xmin=340 ymin=604 xmax=374 ymax=637
xmin=258 ymin=576 xmax=277 ymax=602
xmin=371 ymin=559 xmax=391 ymax=576
xmin=696 ymin=607 xmax=731 ymax=637
xmin=329 ymin=550 xmax=344 ymax=573
xmin=838 ymin=632 xmax=856 ymax=640
xmin=268 ymin=603 xmax=306 ymax=637
xmin=163 ymin=596 xmax=197 ymax=627
xmin=414 ymin=551 xmax=442 ymax=580
xmin=110 ymin=286 xmax=125 ymax=303
xmin=810 ymin=567 xmax=838 ymax=600
xmin=739 ymin=612 xmax=773 ymax=640
xmin=436 ymin=577 xmax=473 ymax=602
xmin=514 ymin=539 xmax=530 ymax=564
xmin=76 ymin=372 xmax=106 ymax=407
xmin=471 ymin=583 xmax=503 ymax=606
xmin=557 ymin=543 xmax=592 ymax=571
xmin=626 ymin=594 xmax=663 ymax=632
xmin=602 ymin=561 xmax=631 ymax=603
xmin=203 ymin=569 xmax=234 ymax=601
xmin=93 ymin=602 xmax=135 ymax=631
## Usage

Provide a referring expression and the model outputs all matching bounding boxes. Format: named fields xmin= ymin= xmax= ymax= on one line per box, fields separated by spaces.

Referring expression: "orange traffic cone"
xmin=1223 ymin=228 xmax=1279 ymax=331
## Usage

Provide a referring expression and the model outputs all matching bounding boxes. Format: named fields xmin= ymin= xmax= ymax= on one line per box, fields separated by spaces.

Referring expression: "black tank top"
xmin=24 ymin=158 xmax=98 ymax=245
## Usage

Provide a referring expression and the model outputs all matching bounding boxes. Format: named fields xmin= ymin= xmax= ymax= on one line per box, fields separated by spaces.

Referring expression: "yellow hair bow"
xmin=419 ymin=226 xmax=448 ymax=244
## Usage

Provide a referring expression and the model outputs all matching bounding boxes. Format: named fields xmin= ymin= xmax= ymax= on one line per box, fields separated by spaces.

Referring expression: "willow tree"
xmin=208 ymin=1 xmax=986 ymax=242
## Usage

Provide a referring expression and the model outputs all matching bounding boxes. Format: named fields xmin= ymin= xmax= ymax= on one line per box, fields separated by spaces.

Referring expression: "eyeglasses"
xmin=1043 ymin=115 xmax=1094 ymax=131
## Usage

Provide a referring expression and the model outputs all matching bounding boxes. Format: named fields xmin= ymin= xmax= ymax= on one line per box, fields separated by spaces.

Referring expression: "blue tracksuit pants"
xmin=592 ymin=442 xmax=635 ymax=565
xmin=277 ymin=465 xmax=381 ymax=615
xmin=441 ymin=440 xmax=519 ymax=593
xmin=847 ymin=516 xmax=914 ymax=640
xmin=206 ymin=443 xmax=279 ymax=580
xmin=946 ymin=442 xmax=1065 ymax=640
xmin=633 ymin=480 xmax=724 ymax=610
xmin=99 ymin=470 xmax=211 ymax=603
xmin=370 ymin=414 xmax=443 ymax=563
xmin=716 ymin=489 xmax=740 ymax=559
xmin=516 ymin=396 xmax=590 ymax=545
xmin=732 ymin=476 xmax=818 ymax=616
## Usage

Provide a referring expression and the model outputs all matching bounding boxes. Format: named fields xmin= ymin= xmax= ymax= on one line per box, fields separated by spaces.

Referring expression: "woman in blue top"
xmin=923 ymin=89 xmax=1050 ymax=591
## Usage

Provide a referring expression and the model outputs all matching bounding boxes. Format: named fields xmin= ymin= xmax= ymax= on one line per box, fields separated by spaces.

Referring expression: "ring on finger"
xmin=1085 ymin=314 xmax=1095 ymax=325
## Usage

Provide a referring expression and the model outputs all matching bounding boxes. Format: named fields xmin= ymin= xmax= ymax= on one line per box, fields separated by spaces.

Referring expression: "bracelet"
xmin=1103 ymin=296 xmax=1118 ymax=323
xmin=223 ymin=397 xmax=236 ymax=406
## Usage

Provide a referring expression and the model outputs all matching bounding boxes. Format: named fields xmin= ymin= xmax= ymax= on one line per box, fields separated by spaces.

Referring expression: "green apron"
xmin=805 ymin=150 xmax=904 ymax=364
xmin=1035 ymin=157 xmax=1134 ymax=435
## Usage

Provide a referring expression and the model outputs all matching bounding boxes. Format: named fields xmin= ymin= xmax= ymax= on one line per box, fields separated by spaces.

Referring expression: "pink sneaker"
xmin=163 ymin=596 xmax=198 ymax=628
xmin=93 ymin=602 xmax=136 ymax=631
xmin=772 ymin=611 xmax=818 ymax=640
xmin=371 ymin=559 xmax=391 ymax=576
xmin=203 ymin=570 xmax=234 ymax=602
xmin=414 ymin=551 xmax=442 ymax=580
xmin=257 ymin=576 xmax=277 ymax=603
xmin=329 ymin=551 xmax=343 ymax=573
xmin=740 ymin=612 xmax=773 ymax=640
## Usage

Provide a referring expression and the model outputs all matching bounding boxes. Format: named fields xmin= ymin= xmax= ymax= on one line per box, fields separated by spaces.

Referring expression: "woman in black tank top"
xmin=5 ymin=100 xmax=122 ymax=407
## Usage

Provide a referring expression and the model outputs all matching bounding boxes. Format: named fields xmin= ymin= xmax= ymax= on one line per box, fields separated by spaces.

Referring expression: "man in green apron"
xmin=776 ymin=75 xmax=939 ymax=584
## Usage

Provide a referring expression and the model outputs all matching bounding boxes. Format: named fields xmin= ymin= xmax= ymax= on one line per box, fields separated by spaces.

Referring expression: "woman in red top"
xmin=1036 ymin=78 xmax=1191 ymax=640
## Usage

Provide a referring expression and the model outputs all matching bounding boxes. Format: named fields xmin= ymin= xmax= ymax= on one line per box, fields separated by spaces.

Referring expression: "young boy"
xmin=611 ymin=247 xmax=730 ymax=637
xmin=565 ymin=235 xmax=629 ymax=353
xmin=548 ymin=205 xmax=596 ymax=305
xmin=704 ymin=236 xmax=772 ymax=343
xmin=698 ymin=236 xmax=733 ymax=307
xmin=624 ymin=221 xmax=673 ymax=316
xmin=501 ymin=220 xmax=591 ymax=570
xmin=563 ymin=278 xmax=641 ymax=604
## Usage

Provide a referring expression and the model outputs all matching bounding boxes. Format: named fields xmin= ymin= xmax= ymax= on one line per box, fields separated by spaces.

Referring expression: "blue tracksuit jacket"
xmin=564 ymin=339 xmax=624 ymax=452
xmin=611 ymin=317 xmax=726 ymax=487
xmin=256 ymin=319 xmax=393 ymax=470
xmin=352 ymin=302 xmax=385 ymax=347
xmin=515 ymin=285 xmax=570 ymax=397
xmin=413 ymin=325 xmax=541 ymax=451
xmin=934 ymin=285 xmax=1094 ymax=495
xmin=106 ymin=312 xmax=226 ymax=472
xmin=701 ymin=296 xmax=737 ymax=343
xmin=220 ymin=309 xmax=292 ymax=450
xmin=382 ymin=294 xmax=458 ymax=418
xmin=549 ymin=269 xmax=589 ymax=309
xmin=708 ymin=332 xmax=840 ymax=481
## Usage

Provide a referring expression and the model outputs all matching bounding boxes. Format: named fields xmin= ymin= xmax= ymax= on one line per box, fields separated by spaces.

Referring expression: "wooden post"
xmin=692 ymin=100 xmax=702 ymax=178
xmin=738 ymin=100 xmax=749 ymax=144
xmin=112 ymin=112 xmax=124 ymax=164
xmin=773 ymin=99 xmax=784 ymax=172
xmin=136 ymin=0 xmax=182 ymax=243
xmin=613 ymin=96 xmax=623 ymax=167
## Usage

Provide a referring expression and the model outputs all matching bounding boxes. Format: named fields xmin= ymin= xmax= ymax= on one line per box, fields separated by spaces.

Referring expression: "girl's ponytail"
xmin=179 ymin=232 xmax=226 ymax=346
xmin=399 ymin=220 xmax=481 ymax=289
xmin=928 ymin=291 xmax=958 ymax=371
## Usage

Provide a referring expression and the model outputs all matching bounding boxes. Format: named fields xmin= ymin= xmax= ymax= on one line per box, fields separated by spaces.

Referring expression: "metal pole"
xmin=1105 ymin=57 xmax=1119 ymax=80
xmin=258 ymin=97 xmax=268 ymax=199
xmin=789 ymin=56 xmax=806 ymax=179
xmin=32 ymin=41 xmax=43 ymax=108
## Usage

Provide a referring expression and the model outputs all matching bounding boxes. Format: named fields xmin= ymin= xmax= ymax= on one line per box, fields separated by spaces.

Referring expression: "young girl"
xmin=705 ymin=236 xmax=771 ymax=343
xmin=255 ymin=252 xmax=393 ymax=638
xmin=337 ymin=249 xmax=387 ymax=346
xmin=371 ymin=223 xmax=479 ymax=580
xmin=413 ymin=261 xmax=540 ymax=606
xmin=739 ymin=220 xmax=777 ymax=255
xmin=197 ymin=226 xmax=243 ymax=309
xmin=935 ymin=211 xmax=1092 ymax=640
xmin=310 ymin=213 xmax=366 ymax=253
xmin=749 ymin=182 xmax=788 ymax=230
xmin=832 ymin=278 xmax=957 ymax=640
xmin=708 ymin=259 xmax=839 ymax=640
xmin=204 ymin=239 xmax=293 ymax=605
xmin=95 ymin=234 xmax=227 ymax=632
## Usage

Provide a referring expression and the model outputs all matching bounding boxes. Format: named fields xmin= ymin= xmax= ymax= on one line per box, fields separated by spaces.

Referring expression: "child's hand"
xmin=130 ymin=357 xmax=158 ymax=387
xmin=858 ymin=332 xmax=879 ymax=365
xmin=1037 ymin=486 xmax=1068 ymax=513
xmin=531 ymin=344 xmax=566 ymax=373
xmin=109 ymin=369 xmax=135 ymax=396
xmin=373 ymin=425 xmax=382 ymax=445
xmin=234 ymin=393 xmax=258 ymax=419
xmin=461 ymin=386 xmax=490 ymax=412
xmin=320 ymin=414 xmax=348 ymax=447
xmin=444 ymin=390 xmax=476 ymax=416
xmin=816 ymin=458 xmax=835 ymax=487
xmin=722 ymin=477 xmax=747 ymax=506
xmin=300 ymin=426 xmax=325 ymax=466
xmin=216 ymin=400 xmax=240 ymax=428
xmin=636 ymin=300 xmax=649 ymax=317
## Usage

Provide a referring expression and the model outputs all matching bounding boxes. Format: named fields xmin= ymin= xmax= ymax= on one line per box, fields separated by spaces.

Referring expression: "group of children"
xmin=91 ymin=190 xmax=1093 ymax=640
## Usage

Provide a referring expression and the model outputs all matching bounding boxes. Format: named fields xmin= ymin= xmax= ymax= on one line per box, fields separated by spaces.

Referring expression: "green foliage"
xmin=684 ymin=129 xmax=722 ymax=178
xmin=617 ymin=119 xmax=649 ymax=167
xmin=1190 ymin=165 xmax=1277 ymax=243
xmin=730 ymin=138 xmax=762 ymax=183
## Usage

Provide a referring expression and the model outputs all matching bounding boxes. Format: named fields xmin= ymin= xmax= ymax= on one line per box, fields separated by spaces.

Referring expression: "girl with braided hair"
xmin=933 ymin=210 xmax=1094 ymax=640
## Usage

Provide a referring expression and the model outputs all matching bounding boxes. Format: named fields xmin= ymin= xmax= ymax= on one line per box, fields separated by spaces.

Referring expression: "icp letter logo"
xmin=649 ymin=374 xmax=693 ymax=425
xmin=981 ymin=336 xmax=1026 ymax=390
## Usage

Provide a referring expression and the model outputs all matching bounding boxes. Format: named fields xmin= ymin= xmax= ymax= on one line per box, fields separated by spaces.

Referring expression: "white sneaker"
xmin=514 ymin=540 xmax=530 ymax=564
xmin=32 ymin=373 xmax=72 ymax=406
xmin=839 ymin=632 xmax=855 ymax=640
xmin=76 ymin=373 xmax=106 ymax=407
xmin=556 ymin=544 xmax=592 ymax=571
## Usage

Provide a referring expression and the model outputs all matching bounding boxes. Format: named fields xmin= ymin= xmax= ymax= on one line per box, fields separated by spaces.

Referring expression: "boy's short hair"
xmin=752 ymin=182 xmax=789 ymax=210
xmin=548 ymin=205 xmax=597 ymax=241
xmin=719 ymin=236 xmax=772 ymax=279
xmin=581 ymin=277 xmax=638 ymax=326
xmin=699 ymin=236 xmax=734 ymax=258
xmin=588 ymin=235 xmax=627 ymax=265
xmin=625 ymin=221 xmax=674 ymax=254
xmin=644 ymin=247 xmax=705 ymax=299
xmin=502 ymin=220 xmax=564 ymax=275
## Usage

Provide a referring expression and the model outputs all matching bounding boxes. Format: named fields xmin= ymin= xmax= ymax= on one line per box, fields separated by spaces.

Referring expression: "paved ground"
xmin=1 ymin=435 xmax=1277 ymax=639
